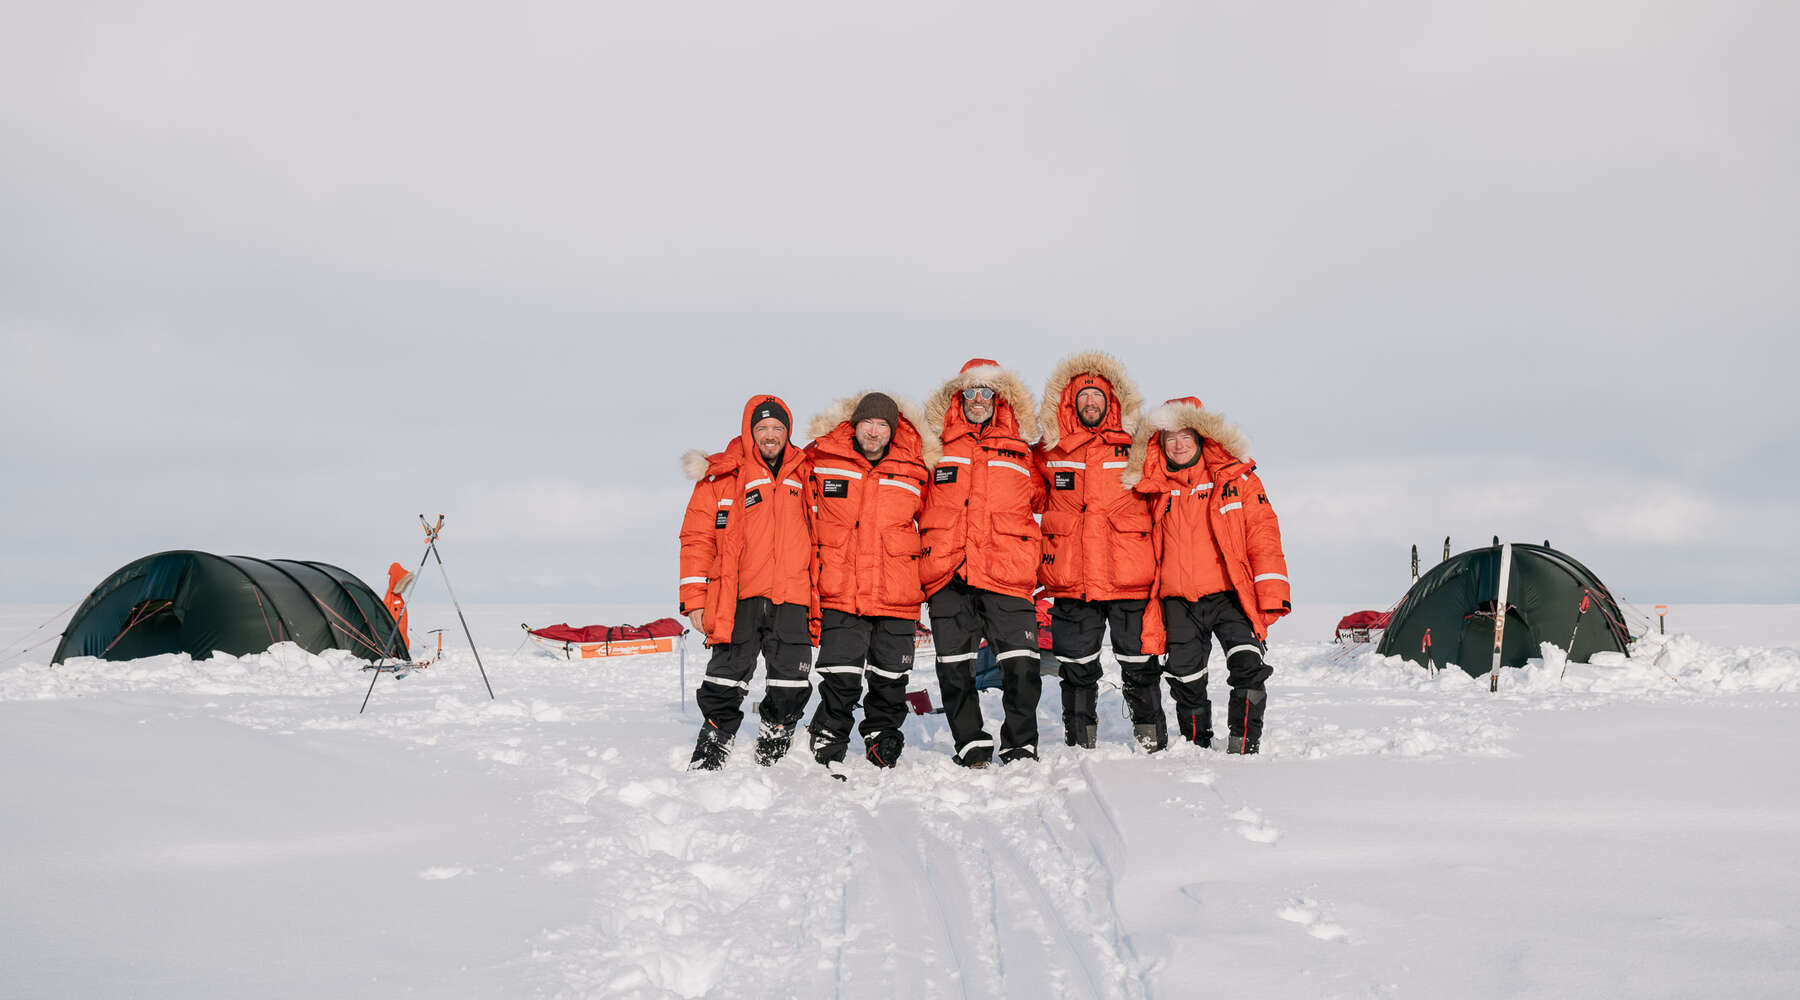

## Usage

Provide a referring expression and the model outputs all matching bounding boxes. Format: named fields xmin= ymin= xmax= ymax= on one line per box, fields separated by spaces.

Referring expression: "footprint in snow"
xmin=1230 ymin=807 xmax=1281 ymax=844
xmin=1278 ymin=896 xmax=1350 ymax=942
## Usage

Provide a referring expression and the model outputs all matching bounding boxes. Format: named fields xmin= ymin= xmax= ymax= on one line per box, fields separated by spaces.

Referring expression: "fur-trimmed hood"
xmin=1124 ymin=397 xmax=1254 ymax=488
xmin=680 ymin=393 xmax=805 ymax=482
xmin=1036 ymin=350 xmax=1143 ymax=450
xmin=923 ymin=358 xmax=1038 ymax=449
xmin=806 ymin=391 xmax=940 ymax=470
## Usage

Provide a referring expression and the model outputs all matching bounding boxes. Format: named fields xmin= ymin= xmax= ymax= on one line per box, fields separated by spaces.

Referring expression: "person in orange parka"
xmin=802 ymin=391 xmax=936 ymax=770
xmin=1130 ymin=396 xmax=1291 ymax=754
xmin=1032 ymin=350 xmax=1160 ymax=751
xmin=678 ymin=394 xmax=819 ymax=770
xmin=920 ymin=358 xmax=1046 ymax=767
xmin=382 ymin=562 xmax=414 ymax=643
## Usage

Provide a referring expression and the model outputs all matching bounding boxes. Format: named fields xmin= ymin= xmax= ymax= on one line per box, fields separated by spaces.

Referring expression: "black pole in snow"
xmin=1411 ymin=544 xmax=1419 ymax=580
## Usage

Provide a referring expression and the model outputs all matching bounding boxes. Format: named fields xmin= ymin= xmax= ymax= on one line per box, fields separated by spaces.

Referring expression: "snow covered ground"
xmin=3 ymin=601 xmax=1798 ymax=998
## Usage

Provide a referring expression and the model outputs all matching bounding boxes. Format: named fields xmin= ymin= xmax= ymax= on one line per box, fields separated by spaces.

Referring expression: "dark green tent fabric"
xmin=1375 ymin=543 xmax=1630 ymax=676
xmin=52 ymin=551 xmax=408 ymax=664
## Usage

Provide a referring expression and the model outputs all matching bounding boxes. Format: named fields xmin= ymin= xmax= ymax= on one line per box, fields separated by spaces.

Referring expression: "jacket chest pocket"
xmin=1107 ymin=507 xmax=1155 ymax=590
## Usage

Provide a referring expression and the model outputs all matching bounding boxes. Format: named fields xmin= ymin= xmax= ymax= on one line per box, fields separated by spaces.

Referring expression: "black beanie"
xmin=849 ymin=392 xmax=900 ymax=432
xmin=750 ymin=399 xmax=790 ymax=433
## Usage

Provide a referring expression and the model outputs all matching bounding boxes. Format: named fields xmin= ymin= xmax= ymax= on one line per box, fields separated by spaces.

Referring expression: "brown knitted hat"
xmin=849 ymin=392 xmax=900 ymax=431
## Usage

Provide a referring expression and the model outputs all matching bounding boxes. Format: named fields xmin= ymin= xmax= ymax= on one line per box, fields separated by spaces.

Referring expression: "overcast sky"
xmin=4 ymin=1 xmax=1795 ymax=615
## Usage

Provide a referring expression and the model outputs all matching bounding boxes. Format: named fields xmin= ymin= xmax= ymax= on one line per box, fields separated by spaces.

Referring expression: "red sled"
xmin=523 ymin=618 xmax=687 ymax=659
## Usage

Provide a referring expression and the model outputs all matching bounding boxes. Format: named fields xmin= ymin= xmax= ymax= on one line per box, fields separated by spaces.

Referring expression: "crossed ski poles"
xmin=359 ymin=515 xmax=496 ymax=713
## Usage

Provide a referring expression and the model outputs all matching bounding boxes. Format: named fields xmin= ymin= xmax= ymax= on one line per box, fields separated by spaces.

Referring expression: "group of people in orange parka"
xmin=677 ymin=352 xmax=1290 ymax=772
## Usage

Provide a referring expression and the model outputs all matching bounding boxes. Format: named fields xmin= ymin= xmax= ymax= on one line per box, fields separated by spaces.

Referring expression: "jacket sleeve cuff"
xmin=1252 ymin=573 xmax=1290 ymax=610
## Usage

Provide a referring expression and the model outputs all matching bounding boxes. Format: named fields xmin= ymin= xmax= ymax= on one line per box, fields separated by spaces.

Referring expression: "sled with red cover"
xmin=523 ymin=618 xmax=687 ymax=659
xmin=1334 ymin=610 xmax=1393 ymax=644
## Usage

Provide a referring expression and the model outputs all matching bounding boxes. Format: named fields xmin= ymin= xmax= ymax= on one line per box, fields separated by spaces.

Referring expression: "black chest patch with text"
xmin=715 ymin=510 xmax=729 ymax=529
xmin=934 ymin=466 xmax=958 ymax=485
xmin=821 ymin=479 xmax=849 ymax=499
xmin=743 ymin=488 xmax=763 ymax=509
xmin=1053 ymin=470 xmax=1076 ymax=491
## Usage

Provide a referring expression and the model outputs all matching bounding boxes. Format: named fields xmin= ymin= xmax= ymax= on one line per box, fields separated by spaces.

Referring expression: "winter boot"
xmin=688 ymin=726 xmax=732 ymax=771
xmin=1175 ymin=710 xmax=1212 ymax=748
xmin=1062 ymin=685 xmax=1098 ymax=748
xmin=956 ymin=745 xmax=993 ymax=769
xmin=1226 ymin=688 xmax=1265 ymax=755
xmin=809 ymin=725 xmax=849 ymax=766
xmin=754 ymin=721 xmax=794 ymax=766
xmin=998 ymin=746 xmax=1039 ymax=765
xmin=864 ymin=729 xmax=905 ymax=768
xmin=1133 ymin=720 xmax=1168 ymax=754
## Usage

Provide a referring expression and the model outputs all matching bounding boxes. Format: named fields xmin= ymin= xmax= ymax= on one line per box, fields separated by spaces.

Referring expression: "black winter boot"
xmin=1133 ymin=720 xmax=1167 ymax=753
xmin=1175 ymin=710 xmax=1212 ymax=748
xmin=754 ymin=721 xmax=794 ymax=766
xmin=864 ymin=729 xmax=904 ymax=768
xmin=1226 ymin=688 xmax=1266 ymax=755
xmin=999 ymin=745 xmax=1039 ymax=765
xmin=809 ymin=725 xmax=848 ymax=766
xmin=956 ymin=745 xmax=993 ymax=769
xmin=688 ymin=726 xmax=732 ymax=771
xmin=1062 ymin=685 xmax=1098 ymax=748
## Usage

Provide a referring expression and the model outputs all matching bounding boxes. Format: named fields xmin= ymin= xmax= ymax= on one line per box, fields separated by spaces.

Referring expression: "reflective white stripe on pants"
xmin=1062 ymin=650 xmax=1102 ymax=664
xmin=1114 ymin=652 xmax=1152 ymax=663
xmin=1224 ymin=644 xmax=1262 ymax=661
xmin=765 ymin=679 xmax=812 ymax=688
xmin=702 ymin=676 xmax=750 ymax=690
xmin=815 ymin=665 xmax=864 ymax=676
xmin=995 ymin=648 xmax=1037 ymax=661
xmin=867 ymin=665 xmax=910 ymax=680
xmin=1165 ymin=667 xmax=1209 ymax=684
xmin=936 ymin=651 xmax=978 ymax=663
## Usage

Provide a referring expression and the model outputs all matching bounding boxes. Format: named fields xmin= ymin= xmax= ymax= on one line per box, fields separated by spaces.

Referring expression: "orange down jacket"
xmin=1130 ymin=397 xmax=1292 ymax=648
xmin=1032 ymin=351 xmax=1156 ymax=602
xmin=804 ymin=393 xmax=935 ymax=619
xmin=918 ymin=358 xmax=1047 ymax=599
xmin=678 ymin=394 xmax=819 ymax=646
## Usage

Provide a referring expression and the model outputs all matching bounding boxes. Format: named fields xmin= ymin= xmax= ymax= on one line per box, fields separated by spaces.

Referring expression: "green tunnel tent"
xmin=1375 ymin=542 xmax=1631 ymax=676
xmin=52 ymin=551 xmax=408 ymax=664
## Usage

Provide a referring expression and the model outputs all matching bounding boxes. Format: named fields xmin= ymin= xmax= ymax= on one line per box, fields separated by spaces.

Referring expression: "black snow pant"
xmin=695 ymin=598 xmax=813 ymax=741
xmin=1159 ymin=591 xmax=1272 ymax=749
xmin=929 ymin=576 xmax=1041 ymax=764
xmin=1049 ymin=597 xmax=1162 ymax=745
xmin=807 ymin=610 xmax=916 ymax=763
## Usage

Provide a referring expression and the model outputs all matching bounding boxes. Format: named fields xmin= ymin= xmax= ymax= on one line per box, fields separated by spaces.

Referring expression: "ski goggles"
xmin=960 ymin=387 xmax=997 ymax=402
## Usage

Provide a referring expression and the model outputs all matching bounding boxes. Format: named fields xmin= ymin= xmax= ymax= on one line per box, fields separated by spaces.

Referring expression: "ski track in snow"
xmin=5 ymin=615 xmax=1799 ymax=996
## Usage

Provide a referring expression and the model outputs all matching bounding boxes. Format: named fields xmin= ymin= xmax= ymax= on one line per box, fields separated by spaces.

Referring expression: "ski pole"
xmin=1411 ymin=544 xmax=1419 ymax=580
xmin=423 ymin=514 xmax=495 ymax=700
xmin=1559 ymin=591 xmax=1591 ymax=681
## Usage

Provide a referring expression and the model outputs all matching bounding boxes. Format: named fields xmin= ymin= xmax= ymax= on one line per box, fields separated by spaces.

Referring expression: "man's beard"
xmin=1079 ymin=408 xmax=1104 ymax=428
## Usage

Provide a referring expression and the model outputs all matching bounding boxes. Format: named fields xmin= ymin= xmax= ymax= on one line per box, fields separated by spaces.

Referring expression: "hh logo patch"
xmin=821 ymin=479 xmax=849 ymax=499
xmin=1222 ymin=483 xmax=1240 ymax=499
xmin=743 ymin=488 xmax=763 ymax=508
xmin=934 ymin=466 xmax=958 ymax=485
xmin=1053 ymin=470 xmax=1076 ymax=490
xmin=715 ymin=510 xmax=729 ymax=529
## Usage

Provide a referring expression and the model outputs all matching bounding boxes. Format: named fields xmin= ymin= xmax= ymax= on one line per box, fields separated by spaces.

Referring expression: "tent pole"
xmin=1489 ymin=542 xmax=1514 ymax=693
